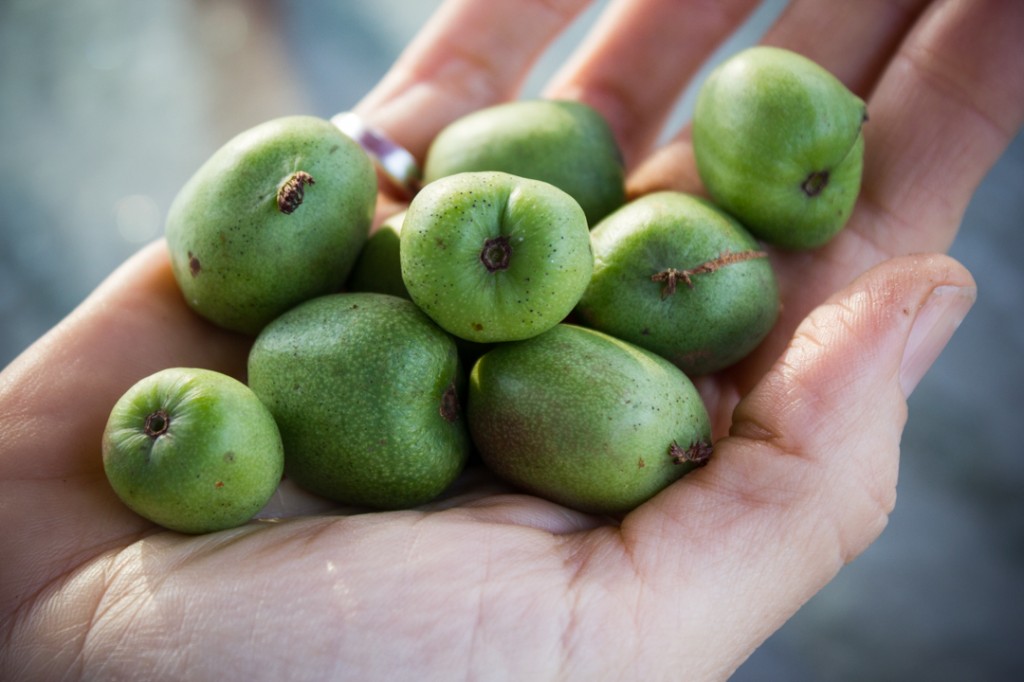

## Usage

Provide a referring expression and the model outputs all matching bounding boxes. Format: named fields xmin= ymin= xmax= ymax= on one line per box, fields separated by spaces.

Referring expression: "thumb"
xmin=723 ymin=253 xmax=977 ymax=557
xmin=620 ymin=253 xmax=976 ymax=678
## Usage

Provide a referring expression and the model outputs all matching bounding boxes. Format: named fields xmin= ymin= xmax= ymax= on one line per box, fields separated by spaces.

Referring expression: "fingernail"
xmin=900 ymin=285 xmax=977 ymax=397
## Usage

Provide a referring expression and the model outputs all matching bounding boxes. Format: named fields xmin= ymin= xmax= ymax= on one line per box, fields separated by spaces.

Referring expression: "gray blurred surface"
xmin=2 ymin=1 xmax=1021 ymax=679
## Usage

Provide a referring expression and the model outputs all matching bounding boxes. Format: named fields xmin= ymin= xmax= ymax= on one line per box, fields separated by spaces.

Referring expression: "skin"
xmin=423 ymin=99 xmax=627 ymax=225
xmin=400 ymin=171 xmax=593 ymax=343
xmin=1 ymin=1 xmax=1022 ymax=680
xmin=469 ymin=324 xmax=712 ymax=515
xmin=102 ymin=367 xmax=285 ymax=534
xmin=166 ymin=115 xmax=377 ymax=335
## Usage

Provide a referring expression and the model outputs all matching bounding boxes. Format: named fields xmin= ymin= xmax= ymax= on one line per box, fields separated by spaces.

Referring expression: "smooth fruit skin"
xmin=576 ymin=191 xmax=779 ymax=376
xmin=423 ymin=99 xmax=626 ymax=226
xmin=166 ymin=115 xmax=377 ymax=334
xmin=401 ymin=171 xmax=593 ymax=343
xmin=693 ymin=46 xmax=866 ymax=250
xmin=102 ymin=367 xmax=285 ymax=534
xmin=347 ymin=210 xmax=410 ymax=299
xmin=468 ymin=324 xmax=712 ymax=516
xmin=247 ymin=292 xmax=470 ymax=509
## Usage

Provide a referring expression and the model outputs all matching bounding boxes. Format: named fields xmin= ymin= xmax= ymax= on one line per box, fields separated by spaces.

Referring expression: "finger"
xmin=627 ymin=1 xmax=1023 ymax=391
xmin=0 ymin=240 xmax=249 ymax=481
xmin=0 ymin=240 xmax=250 ymax=612
xmin=353 ymin=0 xmax=594 ymax=162
xmin=759 ymin=0 xmax=1024 ymax=369
xmin=543 ymin=0 xmax=761 ymax=169
xmin=759 ymin=0 xmax=931 ymax=96
xmin=617 ymin=254 xmax=976 ymax=677
xmin=854 ymin=0 xmax=1024 ymax=256
xmin=628 ymin=0 xmax=931 ymax=195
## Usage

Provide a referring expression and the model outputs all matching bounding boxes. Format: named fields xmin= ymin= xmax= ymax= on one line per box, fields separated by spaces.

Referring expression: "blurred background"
xmin=1 ymin=1 xmax=1021 ymax=679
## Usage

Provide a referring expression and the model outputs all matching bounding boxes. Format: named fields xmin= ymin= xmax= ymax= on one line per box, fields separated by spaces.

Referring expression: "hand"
xmin=2 ymin=1 xmax=1021 ymax=679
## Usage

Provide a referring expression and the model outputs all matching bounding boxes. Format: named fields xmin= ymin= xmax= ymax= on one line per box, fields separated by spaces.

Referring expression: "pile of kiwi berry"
xmin=101 ymin=47 xmax=867 ymax=533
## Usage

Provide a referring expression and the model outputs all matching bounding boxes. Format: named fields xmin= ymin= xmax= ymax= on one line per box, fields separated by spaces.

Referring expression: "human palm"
xmin=2 ymin=1 xmax=1022 ymax=680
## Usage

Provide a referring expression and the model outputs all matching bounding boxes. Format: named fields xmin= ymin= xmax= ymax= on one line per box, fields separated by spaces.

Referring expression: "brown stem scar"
xmin=440 ymin=384 xmax=459 ymax=422
xmin=277 ymin=171 xmax=315 ymax=214
xmin=651 ymin=249 xmax=768 ymax=299
xmin=480 ymin=236 xmax=512 ymax=272
xmin=144 ymin=409 xmax=171 ymax=439
xmin=668 ymin=440 xmax=713 ymax=467
xmin=801 ymin=170 xmax=829 ymax=197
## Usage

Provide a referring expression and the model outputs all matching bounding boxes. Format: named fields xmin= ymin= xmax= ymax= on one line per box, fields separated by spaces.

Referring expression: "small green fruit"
xmin=247 ymin=292 xmax=470 ymax=509
xmin=468 ymin=324 xmax=712 ymax=515
xmin=345 ymin=209 xmax=493 ymax=365
xmin=423 ymin=99 xmax=626 ymax=226
xmin=166 ymin=115 xmax=377 ymax=334
xmin=693 ymin=46 xmax=866 ymax=249
xmin=401 ymin=171 xmax=593 ymax=343
xmin=102 ymin=367 xmax=284 ymax=534
xmin=576 ymin=191 xmax=779 ymax=376
xmin=347 ymin=210 xmax=410 ymax=299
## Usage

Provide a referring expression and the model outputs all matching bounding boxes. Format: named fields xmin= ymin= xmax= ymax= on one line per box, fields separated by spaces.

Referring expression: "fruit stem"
xmin=669 ymin=440 xmax=713 ymax=467
xmin=651 ymin=249 xmax=767 ymax=299
xmin=277 ymin=171 xmax=316 ymax=214
xmin=480 ymin=236 xmax=512 ymax=272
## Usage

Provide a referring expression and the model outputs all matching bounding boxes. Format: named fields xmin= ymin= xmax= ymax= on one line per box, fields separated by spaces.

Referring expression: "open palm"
xmin=2 ymin=1 xmax=1021 ymax=680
